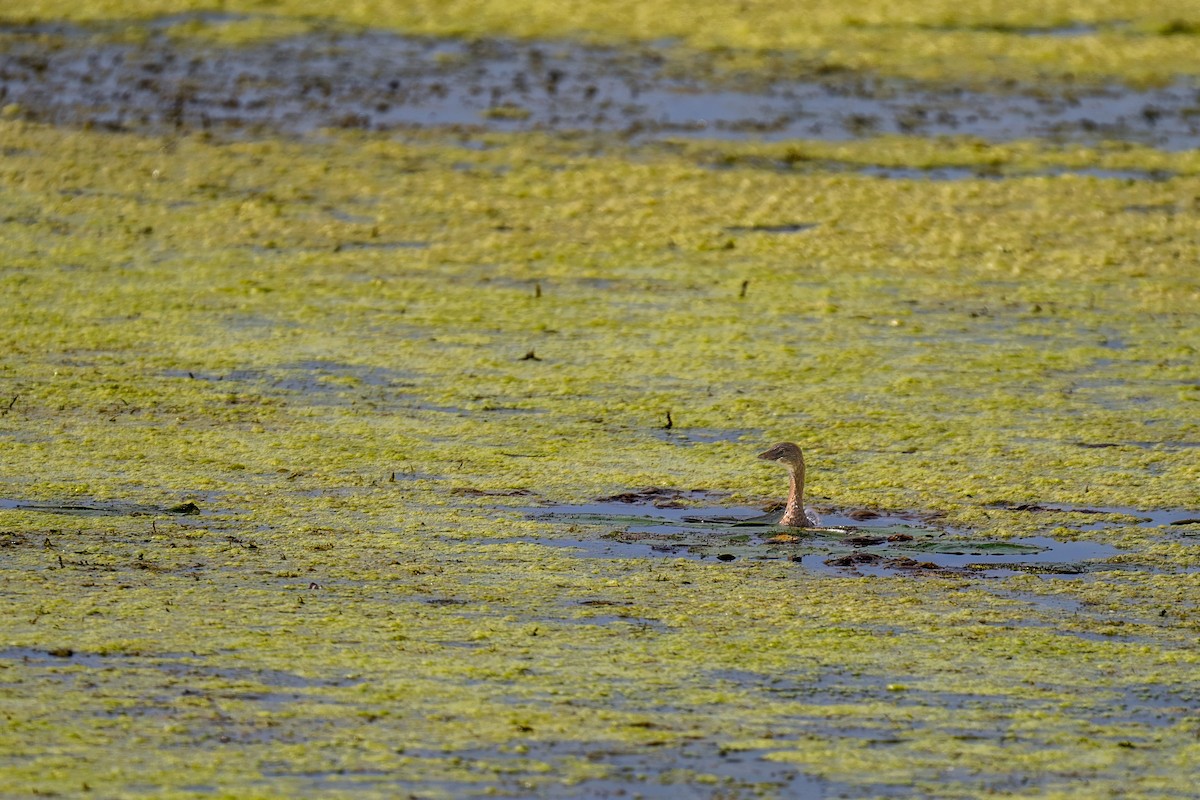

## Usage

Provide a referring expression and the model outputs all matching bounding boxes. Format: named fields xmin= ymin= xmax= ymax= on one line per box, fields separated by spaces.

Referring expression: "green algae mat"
xmin=3 ymin=4 xmax=1200 ymax=799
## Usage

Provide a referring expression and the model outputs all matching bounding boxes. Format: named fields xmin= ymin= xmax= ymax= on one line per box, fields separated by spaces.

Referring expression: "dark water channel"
xmin=0 ymin=497 xmax=203 ymax=517
xmin=1 ymin=14 xmax=1197 ymax=150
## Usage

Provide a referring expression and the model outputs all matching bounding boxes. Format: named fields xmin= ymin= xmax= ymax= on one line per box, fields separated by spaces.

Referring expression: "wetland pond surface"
xmin=1 ymin=15 xmax=1197 ymax=149
xmin=521 ymin=493 xmax=1146 ymax=577
xmin=4 ymin=9 xmax=1200 ymax=797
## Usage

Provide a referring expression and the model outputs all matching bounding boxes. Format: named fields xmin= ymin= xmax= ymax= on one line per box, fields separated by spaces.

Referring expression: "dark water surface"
xmin=522 ymin=498 xmax=1145 ymax=576
xmin=2 ymin=14 xmax=1197 ymax=149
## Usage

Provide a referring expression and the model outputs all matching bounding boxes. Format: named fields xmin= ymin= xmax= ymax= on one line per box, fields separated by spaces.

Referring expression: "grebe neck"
xmin=780 ymin=466 xmax=809 ymax=527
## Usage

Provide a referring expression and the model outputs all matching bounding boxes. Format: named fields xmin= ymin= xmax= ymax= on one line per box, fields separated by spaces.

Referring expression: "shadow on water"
xmin=522 ymin=492 xmax=1131 ymax=576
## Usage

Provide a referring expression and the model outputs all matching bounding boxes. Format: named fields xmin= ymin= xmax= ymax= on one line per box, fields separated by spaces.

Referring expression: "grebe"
xmin=758 ymin=442 xmax=821 ymax=527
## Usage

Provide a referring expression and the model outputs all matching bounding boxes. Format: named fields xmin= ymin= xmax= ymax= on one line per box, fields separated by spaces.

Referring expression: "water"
xmin=0 ymin=498 xmax=203 ymax=516
xmin=995 ymin=502 xmax=1200 ymax=530
xmin=522 ymin=500 xmax=1130 ymax=576
xmin=1 ymin=17 xmax=1197 ymax=150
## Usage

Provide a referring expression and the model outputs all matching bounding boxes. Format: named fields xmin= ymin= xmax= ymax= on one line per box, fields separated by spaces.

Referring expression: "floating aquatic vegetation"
xmin=1 ymin=8 xmax=1198 ymax=792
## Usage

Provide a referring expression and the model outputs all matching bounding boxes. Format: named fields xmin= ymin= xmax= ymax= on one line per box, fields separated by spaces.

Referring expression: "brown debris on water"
xmin=598 ymin=487 xmax=685 ymax=504
xmin=825 ymin=552 xmax=884 ymax=567
xmin=845 ymin=535 xmax=887 ymax=547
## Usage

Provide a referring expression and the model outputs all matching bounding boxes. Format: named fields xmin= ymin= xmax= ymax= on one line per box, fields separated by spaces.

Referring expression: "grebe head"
xmin=757 ymin=442 xmax=804 ymax=469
